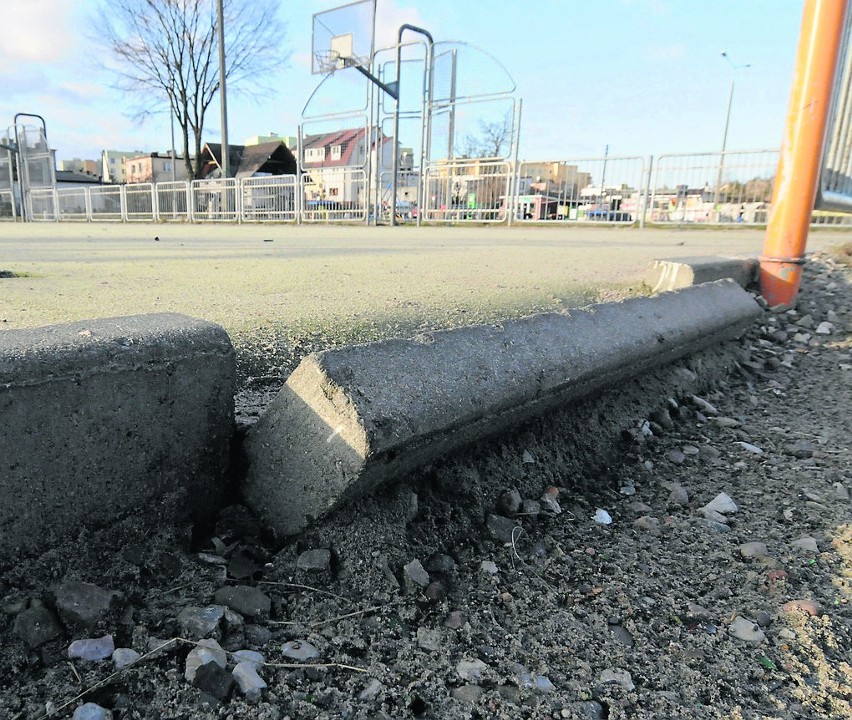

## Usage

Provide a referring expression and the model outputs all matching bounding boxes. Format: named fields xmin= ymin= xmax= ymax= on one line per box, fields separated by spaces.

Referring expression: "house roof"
xmin=201 ymin=141 xmax=296 ymax=178
xmin=302 ymin=128 xmax=390 ymax=168
xmin=56 ymin=170 xmax=103 ymax=185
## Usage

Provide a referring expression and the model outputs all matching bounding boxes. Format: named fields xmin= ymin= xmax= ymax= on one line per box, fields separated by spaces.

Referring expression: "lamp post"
xmin=714 ymin=51 xmax=750 ymax=221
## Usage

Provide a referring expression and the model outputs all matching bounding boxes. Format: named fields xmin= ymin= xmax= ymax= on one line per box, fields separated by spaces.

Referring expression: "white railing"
xmin=241 ymin=175 xmax=297 ymax=222
xmin=0 ymin=190 xmax=16 ymax=220
xmin=423 ymin=161 xmax=511 ymax=223
xmin=17 ymin=150 xmax=852 ymax=226
xmin=191 ymin=178 xmax=239 ymax=222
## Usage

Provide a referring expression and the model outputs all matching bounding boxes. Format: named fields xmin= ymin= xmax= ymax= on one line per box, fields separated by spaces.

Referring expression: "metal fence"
xmin=13 ymin=149 xmax=852 ymax=226
xmin=0 ymin=190 xmax=15 ymax=219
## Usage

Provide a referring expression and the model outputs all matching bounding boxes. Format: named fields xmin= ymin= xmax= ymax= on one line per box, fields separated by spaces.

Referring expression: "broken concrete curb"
xmin=0 ymin=313 xmax=235 ymax=556
xmin=645 ymin=256 xmax=757 ymax=293
xmin=243 ymin=280 xmax=762 ymax=537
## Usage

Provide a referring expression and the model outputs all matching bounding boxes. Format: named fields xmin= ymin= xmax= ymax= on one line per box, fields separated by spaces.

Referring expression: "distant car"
xmin=587 ymin=209 xmax=632 ymax=222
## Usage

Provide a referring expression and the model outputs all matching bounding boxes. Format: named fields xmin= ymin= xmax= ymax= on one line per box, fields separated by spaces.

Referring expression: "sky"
xmin=0 ymin=0 xmax=805 ymax=164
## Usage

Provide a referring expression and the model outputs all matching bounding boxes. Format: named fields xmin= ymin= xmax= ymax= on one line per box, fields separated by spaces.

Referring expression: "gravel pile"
xmin=0 ymin=248 xmax=849 ymax=719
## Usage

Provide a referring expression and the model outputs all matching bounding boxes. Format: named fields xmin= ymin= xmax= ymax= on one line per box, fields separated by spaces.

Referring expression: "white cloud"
xmin=0 ymin=0 xmax=77 ymax=64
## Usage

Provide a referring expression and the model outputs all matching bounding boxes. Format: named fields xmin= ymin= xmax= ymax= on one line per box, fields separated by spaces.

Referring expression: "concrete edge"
xmin=0 ymin=313 xmax=236 ymax=557
xmin=645 ymin=256 xmax=758 ymax=293
xmin=243 ymin=280 xmax=763 ymax=537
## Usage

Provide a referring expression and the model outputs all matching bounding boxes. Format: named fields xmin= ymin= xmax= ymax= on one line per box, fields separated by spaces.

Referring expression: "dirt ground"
xmin=0 ymin=246 xmax=849 ymax=719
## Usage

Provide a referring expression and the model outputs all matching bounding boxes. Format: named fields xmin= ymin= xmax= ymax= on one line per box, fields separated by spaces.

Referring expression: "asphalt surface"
xmin=1 ymin=223 xmax=848 ymax=339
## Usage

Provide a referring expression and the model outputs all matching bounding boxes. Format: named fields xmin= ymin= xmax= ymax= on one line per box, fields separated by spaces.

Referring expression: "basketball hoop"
xmin=315 ymin=50 xmax=344 ymax=75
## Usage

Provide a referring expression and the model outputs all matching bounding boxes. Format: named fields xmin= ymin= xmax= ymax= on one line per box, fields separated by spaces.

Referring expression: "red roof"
xmin=302 ymin=128 xmax=390 ymax=168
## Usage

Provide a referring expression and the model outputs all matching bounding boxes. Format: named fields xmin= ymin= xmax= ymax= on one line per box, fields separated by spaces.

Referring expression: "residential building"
xmin=198 ymin=141 xmax=297 ymax=179
xmin=101 ymin=150 xmax=143 ymax=184
xmin=244 ymin=133 xmax=298 ymax=149
xmin=124 ymin=152 xmax=188 ymax=184
xmin=300 ymin=127 xmax=396 ymax=207
xmin=57 ymin=158 xmax=101 ymax=178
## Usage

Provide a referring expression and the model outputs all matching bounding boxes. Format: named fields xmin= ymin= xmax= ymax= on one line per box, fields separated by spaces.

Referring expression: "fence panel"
xmin=192 ymin=178 xmax=239 ymax=222
xmin=156 ymin=181 xmax=190 ymax=222
xmin=300 ymin=168 xmax=367 ymax=222
xmin=28 ymin=188 xmax=57 ymax=221
xmin=241 ymin=175 xmax=298 ymax=222
xmin=89 ymin=186 xmax=123 ymax=221
xmin=422 ymin=161 xmax=510 ymax=223
xmin=377 ymin=170 xmax=420 ymax=223
xmin=125 ymin=183 xmax=155 ymax=221
xmin=651 ymin=150 xmax=779 ymax=224
xmin=515 ymin=157 xmax=645 ymax=224
xmin=0 ymin=190 xmax=17 ymax=220
xmin=56 ymin=187 xmax=89 ymax=221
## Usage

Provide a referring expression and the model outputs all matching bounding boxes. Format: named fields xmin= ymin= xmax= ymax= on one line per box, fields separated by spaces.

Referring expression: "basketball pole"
xmin=759 ymin=0 xmax=847 ymax=307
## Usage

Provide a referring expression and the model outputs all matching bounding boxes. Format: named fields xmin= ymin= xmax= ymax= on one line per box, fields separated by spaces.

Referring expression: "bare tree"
xmin=460 ymin=113 xmax=513 ymax=159
xmin=93 ymin=0 xmax=288 ymax=179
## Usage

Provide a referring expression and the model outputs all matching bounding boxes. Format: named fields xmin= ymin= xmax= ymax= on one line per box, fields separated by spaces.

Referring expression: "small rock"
xmin=233 ymin=649 xmax=264 ymax=667
xmin=698 ymin=507 xmax=729 ymax=523
xmin=193 ymin=660 xmax=234 ymax=700
xmin=815 ymin=321 xmax=833 ymax=335
xmin=521 ymin=499 xmax=541 ymax=515
xmin=791 ymin=536 xmax=819 ymax=553
xmin=480 ymin=560 xmax=499 ymax=575
xmin=568 ymin=701 xmax=606 ymax=720
xmin=72 ymin=703 xmax=113 ymax=720
xmin=213 ymin=587 xmax=271 ymax=618
xmin=712 ymin=416 xmax=741 ymax=428
xmin=452 ymin=684 xmax=484 ymax=704
xmin=739 ymin=542 xmax=769 ymax=559
xmin=68 ymin=635 xmax=115 ymax=662
xmin=296 ymin=549 xmax=331 ymax=572
xmin=55 ymin=581 xmax=118 ymax=630
xmin=533 ymin=675 xmax=556 ymax=693
xmin=426 ymin=554 xmax=456 ymax=574
xmin=667 ymin=484 xmax=689 ymax=506
xmin=628 ymin=501 xmax=653 ymax=513
xmin=244 ymin=624 xmax=272 ymax=647
xmin=633 ymin=516 xmax=661 ymax=535
xmin=178 ymin=606 xmax=225 ymax=639
xmin=681 ymin=444 xmax=700 ymax=455
xmin=702 ymin=492 xmax=738 ymax=515
xmin=416 ymin=627 xmax=443 ymax=651
xmin=834 ymin=482 xmax=850 ymax=501
xmin=457 ymin=658 xmax=488 ymax=682
xmin=281 ymin=640 xmax=320 ymax=662
xmin=444 ymin=611 xmax=465 ymax=629
xmin=359 ymin=678 xmax=384 ymax=700
xmin=593 ymin=508 xmax=612 ymax=525
xmin=784 ymin=440 xmax=815 ymax=458
xmin=112 ymin=648 xmax=141 ymax=669
xmin=13 ymin=606 xmax=63 ymax=648
xmin=497 ymin=488 xmax=522 ymax=515
xmin=650 ymin=407 xmax=674 ymax=430
xmin=598 ymin=668 xmax=635 ymax=691
xmin=795 ymin=314 xmax=815 ymax=329
xmin=486 ymin=514 xmax=521 ymax=544
xmin=610 ymin=625 xmax=635 ymax=647
xmin=425 ymin=581 xmax=446 ymax=601
xmin=233 ymin=661 xmax=266 ymax=703
xmin=185 ymin=639 xmax=227 ymax=681
xmin=729 ymin=616 xmax=766 ymax=643
xmin=403 ymin=559 xmax=431 ymax=588
xmin=522 ymin=449 xmax=535 ymax=464
xmin=540 ymin=487 xmax=562 ymax=514
xmin=781 ymin=599 xmax=824 ymax=617
xmin=691 ymin=395 xmax=719 ymax=415
xmin=734 ymin=441 xmax=763 ymax=454
xmin=704 ymin=519 xmax=732 ymax=533
xmin=666 ymin=449 xmax=686 ymax=464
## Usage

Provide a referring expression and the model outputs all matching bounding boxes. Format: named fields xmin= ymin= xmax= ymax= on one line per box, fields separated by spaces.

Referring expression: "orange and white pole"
xmin=760 ymin=0 xmax=848 ymax=307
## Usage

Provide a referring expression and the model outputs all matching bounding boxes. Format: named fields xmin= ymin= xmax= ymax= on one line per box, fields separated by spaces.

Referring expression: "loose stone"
xmin=233 ymin=661 xmax=267 ymax=703
xmin=13 ymin=606 xmax=63 ymax=648
xmin=598 ymin=668 xmax=635 ymax=691
xmin=55 ymin=581 xmax=118 ymax=630
xmin=497 ymin=488 xmax=522 ymax=515
xmin=68 ymin=635 xmax=115 ymax=662
xmin=178 ymin=606 xmax=225 ymax=639
xmin=185 ymin=639 xmax=227 ymax=681
xmin=486 ymin=514 xmax=521 ymax=543
xmin=729 ymin=616 xmax=767 ymax=642
xmin=112 ymin=648 xmax=141 ymax=669
xmin=213 ymin=586 xmax=271 ymax=618
xmin=192 ymin=660 xmax=234 ymax=700
xmin=403 ymin=559 xmax=431 ymax=588
xmin=72 ymin=703 xmax=113 ymax=720
xmin=781 ymin=599 xmax=825 ymax=617
xmin=791 ymin=536 xmax=819 ymax=553
xmin=452 ymin=685 xmax=484 ymax=704
xmin=702 ymin=492 xmax=738 ymax=515
xmin=296 ymin=549 xmax=331 ymax=572
xmin=739 ymin=541 xmax=769 ymax=558
xmin=456 ymin=658 xmax=488 ymax=682
xmin=281 ymin=640 xmax=320 ymax=662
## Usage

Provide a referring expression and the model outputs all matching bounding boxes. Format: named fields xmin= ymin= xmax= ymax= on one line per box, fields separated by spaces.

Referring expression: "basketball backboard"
xmin=312 ymin=0 xmax=375 ymax=75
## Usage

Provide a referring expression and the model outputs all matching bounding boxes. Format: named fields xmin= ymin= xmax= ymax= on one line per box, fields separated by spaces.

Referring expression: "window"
xmin=110 ymin=158 xmax=115 ymax=164
xmin=305 ymin=147 xmax=326 ymax=162
xmin=163 ymin=162 xmax=171 ymax=172
xmin=331 ymin=145 xmax=342 ymax=161
xmin=329 ymin=187 xmax=339 ymax=196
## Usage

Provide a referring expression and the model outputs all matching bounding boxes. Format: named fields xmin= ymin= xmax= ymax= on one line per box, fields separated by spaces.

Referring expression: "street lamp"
xmin=715 ymin=51 xmax=750 ymax=221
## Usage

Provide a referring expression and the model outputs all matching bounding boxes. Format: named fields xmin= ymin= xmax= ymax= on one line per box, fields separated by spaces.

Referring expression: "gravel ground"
xmin=0 ymin=245 xmax=849 ymax=719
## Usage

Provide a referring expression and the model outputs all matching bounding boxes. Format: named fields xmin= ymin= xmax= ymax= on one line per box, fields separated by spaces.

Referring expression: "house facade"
xmin=124 ymin=153 xmax=188 ymax=184
xmin=101 ymin=150 xmax=144 ymax=184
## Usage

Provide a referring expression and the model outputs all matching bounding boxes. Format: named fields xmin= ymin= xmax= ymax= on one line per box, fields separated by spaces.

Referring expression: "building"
xmin=301 ymin=128 xmax=396 ymax=207
xmin=101 ymin=150 xmax=144 ymax=184
xmin=198 ymin=141 xmax=297 ymax=179
xmin=124 ymin=152 xmax=188 ymax=184
xmin=243 ymin=132 xmax=298 ymax=149
xmin=57 ymin=158 xmax=101 ymax=178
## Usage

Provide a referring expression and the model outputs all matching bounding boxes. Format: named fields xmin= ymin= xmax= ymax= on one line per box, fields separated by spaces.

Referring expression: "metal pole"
xmin=216 ymin=0 xmax=229 ymax=180
xmin=391 ymin=24 xmax=433 ymax=226
xmin=169 ymin=103 xmax=177 ymax=182
xmin=760 ymin=0 xmax=848 ymax=306
xmin=714 ymin=53 xmax=750 ymax=221
xmin=640 ymin=154 xmax=653 ymax=229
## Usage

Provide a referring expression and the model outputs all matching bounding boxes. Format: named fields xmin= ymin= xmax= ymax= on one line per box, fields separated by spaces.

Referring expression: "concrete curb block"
xmin=243 ymin=279 xmax=762 ymax=537
xmin=0 ymin=313 xmax=235 ymax=556
xmin=645 ymin=256 xmax=758 ymax=293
